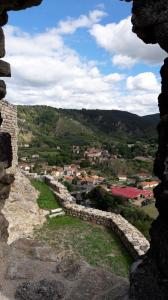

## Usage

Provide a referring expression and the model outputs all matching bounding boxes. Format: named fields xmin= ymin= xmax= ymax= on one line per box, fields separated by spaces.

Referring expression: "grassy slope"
xmin=31 ymin=180 xmax=60 ymax=210
xmin=32 ymin=180 xmax=132 ymax=277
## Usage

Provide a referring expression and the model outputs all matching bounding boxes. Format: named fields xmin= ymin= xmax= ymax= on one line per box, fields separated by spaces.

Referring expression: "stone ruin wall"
xmin=0 ymin=0 xmax=43 ymax=245
xmin=0 ymin=100 xmax=18 ymax=173
xmin=43 ymin=174 xmax=150 ymax=259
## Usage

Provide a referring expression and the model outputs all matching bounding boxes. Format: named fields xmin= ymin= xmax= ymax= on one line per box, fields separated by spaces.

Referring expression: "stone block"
xmin=0 ymin=28 xmax=5 ymax=58
xmin=15 ymin=279 xmax=65 ymax=300
xmin=33 ymin=246 xmax=62 ymax=262
xmin=49 ymin=212 xmax=65 ymax=218
xmin=6 ymin=258 xmax=35 ymax=280
xmin=0 ymin=0 xmax=43 ymax=13
xmin=0 ymin=80 xmax=6 ymax=100
xmin=0 ymin=60 xmax=11 ymax=77
xmin=0 ymin=12 xmax=8 ymax=27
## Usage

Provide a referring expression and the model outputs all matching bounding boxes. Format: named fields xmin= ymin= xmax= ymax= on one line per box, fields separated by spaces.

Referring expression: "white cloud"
xmin=126 ymin=72 xmax=160 ymax=93
xmin=56 ymin=10 xmax=107 ymax=35
xmin=90 ymin=16 xmax=167 ymax=66
xmin=112 ymin=54 xmax=136 ymax=69
xmin=3 ymin=12 xmax=161 ymax=116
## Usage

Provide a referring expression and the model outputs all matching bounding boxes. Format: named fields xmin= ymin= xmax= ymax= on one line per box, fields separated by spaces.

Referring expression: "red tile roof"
xmin=111 ymin=187 xmax=152 ymax=199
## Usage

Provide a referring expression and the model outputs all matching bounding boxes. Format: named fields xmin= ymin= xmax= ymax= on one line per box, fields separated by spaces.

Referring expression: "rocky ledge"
xmin=2 ymin=170 xmax=46 ymax=244
xmin=0 ymin=238 xmax=129 ymax=300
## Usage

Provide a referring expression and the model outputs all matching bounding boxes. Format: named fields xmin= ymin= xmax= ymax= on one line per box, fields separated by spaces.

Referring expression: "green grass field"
xmin=34 ymin=215 xmax=133 ymax=278
xmin=32 ymin=180 xmax=133 ymax=277
xmin=31 ymin=180 xmax=60 ymax=210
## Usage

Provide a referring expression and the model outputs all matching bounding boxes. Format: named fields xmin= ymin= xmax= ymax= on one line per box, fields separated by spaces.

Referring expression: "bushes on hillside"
xmin=88 ymin=186 xmax=153 ymax=239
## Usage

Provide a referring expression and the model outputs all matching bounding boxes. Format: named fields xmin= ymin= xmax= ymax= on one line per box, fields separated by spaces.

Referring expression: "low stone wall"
xmin=44 ymin=175 xmax=150 ymax=259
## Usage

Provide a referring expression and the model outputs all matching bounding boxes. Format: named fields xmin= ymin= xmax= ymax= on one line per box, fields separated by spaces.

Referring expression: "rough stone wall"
xmin=2 ymin=170 xmax=46 ymax=244
xmin=44 ymin=175 xmax=150 ymax=259
xmin=0 ymin=100 xmax=18 ymax=173
xmin=121 ymin=1 xmax=168 ymax=299
xmin=0 ymin=0 xmax=43 ymax=246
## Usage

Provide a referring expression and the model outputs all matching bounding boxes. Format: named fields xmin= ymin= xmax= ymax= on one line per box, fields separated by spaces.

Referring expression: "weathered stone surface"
xmin=0 ymin=1 xmax=43 ymax=26
xmin=123 ymin=0 xmax=168 ymax=53
xmin=0 ymin=0 xmax=43 ymax=12
xmin=0 ymin=132 xmax=12 ymax=169
xmin=0 ymin=80 xmax=6 ymax=100
xmin=122 ymin=1 xmax=168 ymax=299
xmin=33 ymin=246 xmax=64 ymax=262
xmin=0 ymin=28 xmax=5 ymax=58
xmin=67 ymin=267 xmax=129 ymax=300
xmin=0 ymin=100 xmax=18 ymax=172
xmin=15 ymin=280 xmax=65 ymax=300
xmin=2 ymin=170 xmax=46 ymax=243
xmin=6 ymin=258 xmax=36 ymax=280
xmin=0 ymin=60 xmax=11 ymax=77
xmin=0 ymin=238 xmax=129 ymax=299
xmin=55 ymin=257 xmax=87 ymax=281
xmin=0 ymin=213 xmax=9 ymax=242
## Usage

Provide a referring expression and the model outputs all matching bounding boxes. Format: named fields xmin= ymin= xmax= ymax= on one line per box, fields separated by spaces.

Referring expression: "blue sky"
xmin=4 ymin=0 xmax=167 ymax=115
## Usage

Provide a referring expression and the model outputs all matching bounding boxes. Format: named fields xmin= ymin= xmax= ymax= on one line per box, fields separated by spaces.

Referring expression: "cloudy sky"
xmin=5 ymin=0 xmax=167 ymax=115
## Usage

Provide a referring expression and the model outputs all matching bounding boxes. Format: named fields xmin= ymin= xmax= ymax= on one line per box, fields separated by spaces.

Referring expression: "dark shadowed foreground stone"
xmin=0 ymin=0 xmax=43 ymax=12
xmin=0 ymin=60 xmax=11 ymax=77
xmin=15 ymin=279 xmax=65 ymax=300
xmin=0 ymin=133 xmax=13 ymax=168
xmin=123 ymin=0 xmax=168 ymax=53
xmin=130 ymin=257 xmax=164 ymax=300
xmin=0 ymin=0 xmax=43 ymax=26
xmin=66 ymin=268 xmax=129 ymax=300
xmin=0 ymin=28 xmax=5 ymax=58
xmin=130 ymin=218 xmax=168 ymax=299
xmin=0 ymin=80 xmax=6 ymax=100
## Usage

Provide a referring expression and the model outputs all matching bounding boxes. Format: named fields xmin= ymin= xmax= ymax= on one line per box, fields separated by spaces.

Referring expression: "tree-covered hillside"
xmin=17 ymin=105 xmax=159 ymax=165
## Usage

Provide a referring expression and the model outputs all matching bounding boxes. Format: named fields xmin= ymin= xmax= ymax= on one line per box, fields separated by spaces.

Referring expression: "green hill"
xmin=17 ymin=105 xmax=159 ymax=165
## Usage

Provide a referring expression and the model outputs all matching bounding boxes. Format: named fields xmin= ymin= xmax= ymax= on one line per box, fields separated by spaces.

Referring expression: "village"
xmin=19 ymin=145 xmax=159 ymax=209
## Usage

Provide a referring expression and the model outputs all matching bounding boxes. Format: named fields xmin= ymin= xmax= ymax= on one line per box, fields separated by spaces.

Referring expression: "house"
xmin=137 ymin=172 xmax=151 ymax=180
xmin=76 ymin=175 xmax=104 ymax=186
xmin=19 ymin=163 xmax=31 ymax=172
xmin=140 ymin=181 xmax=159 ymax=189
xmin=118 ymin=175 xmax=127 ymax=182
xmin=111 ymin=186 xmax=153 ymax=205
xmin=20 ymin=157 xmax=27 ymax=162
xmin=24 ymin=144 xmax=30 ymax=148
xmin=84 ymin=148 xmax=102 ymax=161
xmin=63 ymin=164 xmax=80 ymax=176
xmin=51 ymin=167 xmax=64 ymax=178
xmin=32 ymin=154 xmax=39 ymax=159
